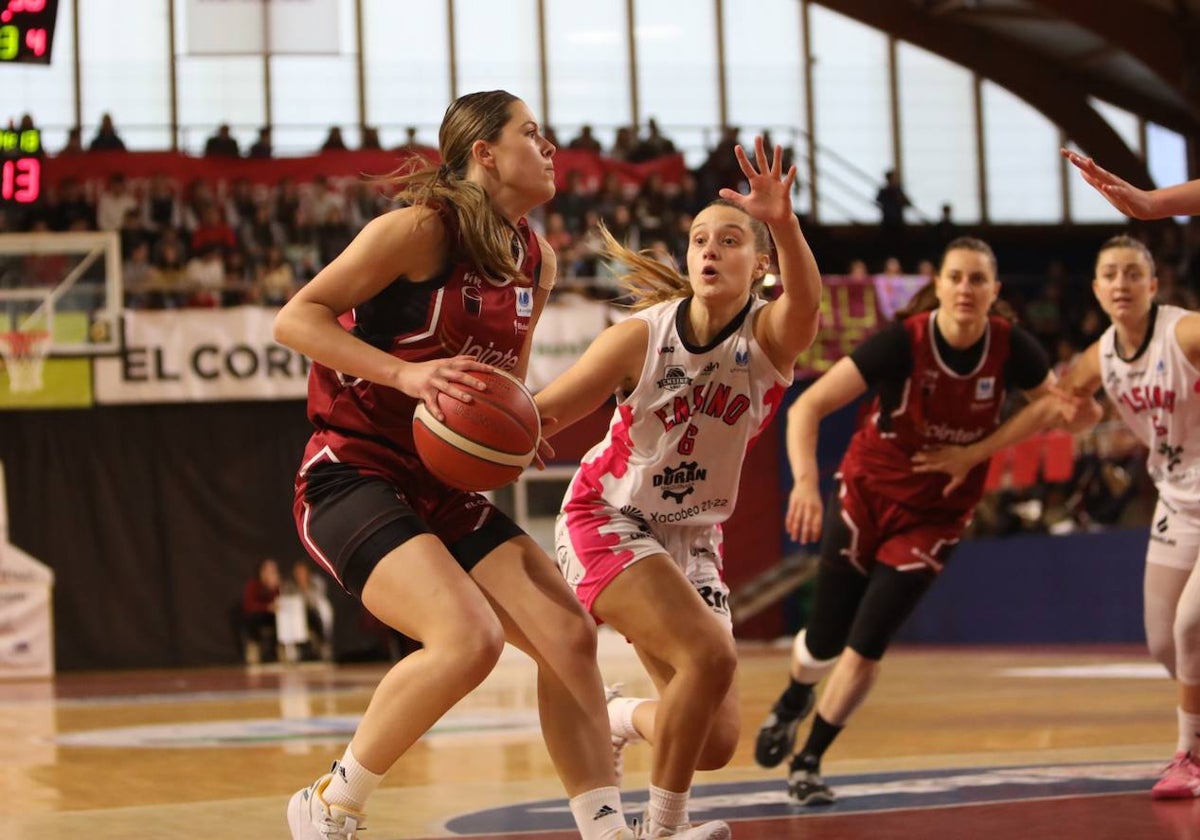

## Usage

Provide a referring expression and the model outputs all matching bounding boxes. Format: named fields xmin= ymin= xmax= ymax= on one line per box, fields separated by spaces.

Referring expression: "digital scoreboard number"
xmin=1 ymin=128 xmax=42 ymax=204
xmin=0 ymin=0 xmax=59 ymax=64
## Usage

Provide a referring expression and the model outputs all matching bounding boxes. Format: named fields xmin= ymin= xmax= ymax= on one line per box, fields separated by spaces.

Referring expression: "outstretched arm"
xmin=1062 ymin=149 xmax=1200 ymax=219
xmin=534 ymin=317 xmax=648 ymax=437
xmin=720 ymin=137 xmax=822 ymax=373
xmin=912 ymin=344 xmax=1104 ymax=494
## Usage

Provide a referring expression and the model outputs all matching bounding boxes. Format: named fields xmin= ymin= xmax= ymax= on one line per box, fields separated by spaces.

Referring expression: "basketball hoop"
xmin=0 ymin=330 xmax=52 ymax=394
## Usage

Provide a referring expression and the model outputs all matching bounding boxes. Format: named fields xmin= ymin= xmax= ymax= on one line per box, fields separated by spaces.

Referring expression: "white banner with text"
xmin=94 ymin=308 xmax=311 ymax=404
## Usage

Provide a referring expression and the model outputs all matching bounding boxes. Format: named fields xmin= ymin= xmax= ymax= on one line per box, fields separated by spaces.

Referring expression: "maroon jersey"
xmin=841 ymin=311 xmax=1013 ymax=516
xmin=306 ymin=212 xmax=542 ymax=454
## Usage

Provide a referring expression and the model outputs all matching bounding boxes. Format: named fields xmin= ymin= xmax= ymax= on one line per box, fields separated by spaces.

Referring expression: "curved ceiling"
xmin=813 ymin=0 xmax=1200 ymax=187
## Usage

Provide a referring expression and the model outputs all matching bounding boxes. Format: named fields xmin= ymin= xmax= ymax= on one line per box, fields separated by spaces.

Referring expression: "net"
xmin=0 ymin=330 xmax=52 ymax=394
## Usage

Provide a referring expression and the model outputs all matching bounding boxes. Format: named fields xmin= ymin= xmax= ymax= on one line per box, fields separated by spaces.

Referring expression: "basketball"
xmin=412 ymin=367 xmax=541 ymax=492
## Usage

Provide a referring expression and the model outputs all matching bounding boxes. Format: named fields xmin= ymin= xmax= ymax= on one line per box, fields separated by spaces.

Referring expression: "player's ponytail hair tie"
xmin=436 ymin=163 xmax=454 ymax=180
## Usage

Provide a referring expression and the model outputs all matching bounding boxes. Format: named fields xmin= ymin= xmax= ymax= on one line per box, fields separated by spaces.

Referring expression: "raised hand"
xmin=396 ymin=355 xmax=492 ymax=421
xmin=1061 ymin=149 xmax=1155 ymax=219
xmin=718 ymin=135 xmax=798 ymax=227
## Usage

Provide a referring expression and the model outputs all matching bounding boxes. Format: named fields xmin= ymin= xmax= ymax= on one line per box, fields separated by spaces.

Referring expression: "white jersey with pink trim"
xmin=564 ymin=296 xmax=791 ymax=528
xmin=1100 ymin=304 xmax=1200 ymax=517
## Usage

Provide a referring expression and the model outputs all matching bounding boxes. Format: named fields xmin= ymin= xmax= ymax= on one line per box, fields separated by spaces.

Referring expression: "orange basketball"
xmin=412 ymin=367 xmax=541 ymax=492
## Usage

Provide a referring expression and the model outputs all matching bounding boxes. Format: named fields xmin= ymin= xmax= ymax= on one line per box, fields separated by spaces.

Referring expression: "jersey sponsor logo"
xmin=653 ymin=460 xmax=707 ymax=504
xmin=1157 ymin=442 xmax=1184 ymax=472
xmin=733 ymin=345 xmax=750 ymax=370
xmin=1118 ymin=385 xmax=1176 ymax=415
xmin=702 ymin=361 xmax=720 ymax=375
xmin=656 ymin=366 xmax=691 ymax=390
xmin=974 ymin=377 xmax=994 ymax=400
xmin=654 ymin=382 xmax=752 ymax=430
xmin=515 ymin=287 xmax=534 ymax=318
xmin=921 ymin=421 xmax=988 ymax=445
xmin=456 ymin=335 xmax=520 ymax=370
xmin=919 ymin=369 xmax=939 ymax=397
xmin=658 ymin=344 xmax=676 ymax=355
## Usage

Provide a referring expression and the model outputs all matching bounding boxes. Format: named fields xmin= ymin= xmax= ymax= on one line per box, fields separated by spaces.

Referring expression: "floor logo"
xmin=445 ymin=762 xmax=1161 ymax=834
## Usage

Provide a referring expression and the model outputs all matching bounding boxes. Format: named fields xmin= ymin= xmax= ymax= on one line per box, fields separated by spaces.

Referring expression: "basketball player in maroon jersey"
xmin=274 ymin=91 xmax=632 ymax=840
xmin=754 ymin=238 xmax=1057 ymax=804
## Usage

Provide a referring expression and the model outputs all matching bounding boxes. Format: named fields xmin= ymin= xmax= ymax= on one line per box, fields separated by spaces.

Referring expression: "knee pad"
xmin=793 ymin=629 xmax=840 ymax=676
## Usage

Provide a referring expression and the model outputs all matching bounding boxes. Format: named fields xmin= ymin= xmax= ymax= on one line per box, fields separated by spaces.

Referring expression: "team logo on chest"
xmin=657 ymin=366 xmax=692 ymax=390
xmin=975 ymin=377 xmax=995 ymax=401
xmin=515 ymin=287 xmax=533 ymax=318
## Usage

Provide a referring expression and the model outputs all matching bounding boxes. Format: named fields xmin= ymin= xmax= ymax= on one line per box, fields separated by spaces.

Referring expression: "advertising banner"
xmin=94 ymin=308 xmax=310 ymax=404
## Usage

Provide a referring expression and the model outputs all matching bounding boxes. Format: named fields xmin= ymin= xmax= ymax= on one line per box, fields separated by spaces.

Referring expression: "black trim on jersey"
xmin=675 ymin=295 xmax=754 ymax=354
xmin=1004 ymin=324 xmax=1051 ymax=391
xmin=1113 ymin=303 xmax=1158 ymax=363
xmin=352 ymin=268 xmax=454 ymax=350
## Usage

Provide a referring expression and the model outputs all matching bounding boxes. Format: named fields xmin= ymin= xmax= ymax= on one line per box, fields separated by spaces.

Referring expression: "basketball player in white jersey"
xmin=913 ymin=234 xmax=1200 ymax=798
xmin=535 ymin=137 xmax=822 ymax=839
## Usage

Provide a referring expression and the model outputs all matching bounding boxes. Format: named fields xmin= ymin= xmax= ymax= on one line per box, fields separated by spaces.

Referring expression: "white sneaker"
xmin=286 ymin=773 xmax=366 ymax=839
xmin=605 ymin=684 xmax=629 ymax=787
xmin=634 ymin=819 xmax=732 ymax=839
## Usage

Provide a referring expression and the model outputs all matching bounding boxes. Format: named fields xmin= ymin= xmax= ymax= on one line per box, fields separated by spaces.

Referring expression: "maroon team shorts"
xmin=292 ymin=427 xmax=524 ymax=597
xmin=830 ymin=469 xmax=969 ymax=575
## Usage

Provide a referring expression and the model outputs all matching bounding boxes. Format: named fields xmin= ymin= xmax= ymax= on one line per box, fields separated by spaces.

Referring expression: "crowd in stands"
xmin=5 ymin=111 xmax=1200 ymax=534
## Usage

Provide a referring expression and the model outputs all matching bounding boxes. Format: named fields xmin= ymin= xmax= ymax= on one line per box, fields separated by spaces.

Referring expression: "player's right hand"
xmin=397 ymin=356 xmax=492 ymax=421
xmin=786 ymin=480 xmax=823 ymax=544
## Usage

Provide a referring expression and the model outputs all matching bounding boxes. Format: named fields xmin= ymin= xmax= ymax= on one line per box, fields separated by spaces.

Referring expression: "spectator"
xmin=240 ymin=201 xmax=287 ymax=267
xmin=550 ymin=169 xmax=592 ymax=234
xmin=58 ymin=126 xmax=84 ymax=156
xmin=248 ymin=126 xmax=273 ymax=159
xmin=95 ymin=174 xmax=139 ymax=232
xmin=241 ymin=558 xmax=281 ymax=665
xmin=141 ymin=173 xmax=182 ymax=233
xmin=47 ymin=177 xmax=95 ymax=231
xmin=319 ymin=126 xmax=347 ymax=152
xmin=700 ymin=125 xmax=744 ymax=194
xmin=875 ymin=169 xmax=911 ymax=257
xmin=256 ymin=245 xmax=298 ymax=306
xmin=567 ymin=124 xmax=603 ymax=153
xmin=393 ymin=126 xmax=435 ymax=155
xmin=122 ymin=240 xmax=155 ymax=306
xmin=292 ymin=560 xmax=334 ymax=661
xmin=203 ymin=123 xmax=241 ymax=157
xmin=184 ymin=243 xmax=226 ymax=307
xmin=609 ymin=125 xmax=637 ymax=161
xmin=88 ymin=112 xmax=126 ymax=152
xmin=225 ymin=177 xmax=259 ymax=227
xmin=359 ymin=126 xmax=382 ymax=151
xmin=189 ymin=205 xmax=238 ymax=255
xmin=932 ymin=203 xmax=959 ymax=250
xmin=630 ymin=116 xmax=676 ymax=162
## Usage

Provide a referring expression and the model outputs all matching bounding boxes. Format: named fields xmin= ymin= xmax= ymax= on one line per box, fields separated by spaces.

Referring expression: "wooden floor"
xmin=0 ymin=633 xmax=1193 ymax=839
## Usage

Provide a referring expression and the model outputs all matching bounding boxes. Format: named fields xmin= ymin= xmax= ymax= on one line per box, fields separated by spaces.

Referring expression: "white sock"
xmin=322 ymin=744 xmax=383 ymax=814
xmin=647 ymin=784 xmax=689 ymax=833
xmin=1177 ymin=707 xmax=1200 ymax=755
xmin=610 ymin=697 xmax=648 ymax=743
xmin=569 ymin=786 xmax=627 ymax=840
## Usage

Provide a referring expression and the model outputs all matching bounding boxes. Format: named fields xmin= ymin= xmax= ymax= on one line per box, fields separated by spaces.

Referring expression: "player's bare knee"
xmin=544 ymin=608 xmax=599 ymax=670
xmin=696 ymin=713 xmax=740 ymax=770
xmin=437 ymin=621 xmax=505 ymax=688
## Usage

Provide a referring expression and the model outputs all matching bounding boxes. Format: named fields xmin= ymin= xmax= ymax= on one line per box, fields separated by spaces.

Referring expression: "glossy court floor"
xmin=1 ymin=632 xmax=1195 ymax=840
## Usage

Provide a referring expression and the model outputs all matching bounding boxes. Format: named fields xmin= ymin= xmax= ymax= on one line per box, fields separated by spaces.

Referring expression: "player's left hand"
xmin=911 ymin=445 xmax=978 ymax=497
xmin=718 ymin=136 xmax=797 ymax=227
xmin=1061 ymin=149 xmax=1154 ymax=219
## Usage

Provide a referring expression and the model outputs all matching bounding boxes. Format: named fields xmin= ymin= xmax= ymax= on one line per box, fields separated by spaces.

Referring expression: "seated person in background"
xmin=293 ymin=560 xmax=335 ymax=661
xmin=242 ymin=558 xmax=281 ymax=663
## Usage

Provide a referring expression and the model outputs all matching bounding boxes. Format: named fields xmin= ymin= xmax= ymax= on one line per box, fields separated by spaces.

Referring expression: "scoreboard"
xmin=1 ymin=128 xmax=41 ymax=204
xmin=0 ymin=0 xmax=58 ymax=64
